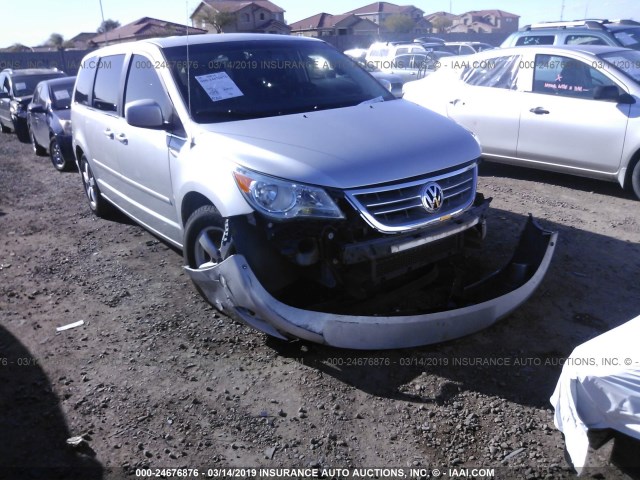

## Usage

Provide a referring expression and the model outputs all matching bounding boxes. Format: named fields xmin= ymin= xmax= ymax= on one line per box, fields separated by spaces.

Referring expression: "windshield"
xmin=13 ymin=74 xmax=65 ymax=97
xmin=49 ymin=78 xmax=75 ymax=110
xmin=599 ymin=49 xmax=640 ymax=84
xmin=163 ymin=40 xmax=395 ymax=123
xmin=613 ymin=28 xmax=640 ymax=50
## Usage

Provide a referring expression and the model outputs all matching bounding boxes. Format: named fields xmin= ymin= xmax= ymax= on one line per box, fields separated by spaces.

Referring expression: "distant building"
xmin=424 ymin=11 xmax=457 ymax=33
xmin=190 ymin=0 xmax=290 ymax=34
xmin=67 ymin=32 xmax=97 ymax=50
xmin=90 ymin=17 xmax=206 ymax=46
xmin=448 ymin=9 xmax=519 ymax=33
xmin=344 ymin=2 xmax=425 ymax=26
xmin=290 ymin=13 xmax=379 ymax=37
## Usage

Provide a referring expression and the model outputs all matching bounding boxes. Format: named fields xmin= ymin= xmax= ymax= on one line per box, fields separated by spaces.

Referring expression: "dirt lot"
xmin=1 ymin=131 xmax=639 ymax=480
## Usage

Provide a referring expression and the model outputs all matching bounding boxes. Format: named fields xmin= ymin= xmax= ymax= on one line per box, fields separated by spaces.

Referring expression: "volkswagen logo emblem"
xmin=421 ymin=182 xmax=444 ymax=213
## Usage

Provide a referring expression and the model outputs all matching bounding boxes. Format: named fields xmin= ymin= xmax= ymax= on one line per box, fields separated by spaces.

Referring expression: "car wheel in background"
xmin=50 ymin=138 xmax=71 ymax=171
xmin=15 ymin=122 xmax=30 ymax=143
xmin=1 ymin=119 xmax=11 ymax=133
xmin=80 ymin=154 xmax=112 ymax=217
xmin=30 ymin=130 xmax=47 ymax=156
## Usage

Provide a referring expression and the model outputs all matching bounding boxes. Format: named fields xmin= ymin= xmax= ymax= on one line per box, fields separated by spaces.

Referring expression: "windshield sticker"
xmin=15 ymin=82 xmax=27 ymax=91
xmin=195 ymin=72 xmax=243 ymax=102
xmin=53 ymin=89 xmax=70 ymax=100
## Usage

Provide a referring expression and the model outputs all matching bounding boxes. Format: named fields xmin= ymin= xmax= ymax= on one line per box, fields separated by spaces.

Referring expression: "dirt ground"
xmin=1 ymin=130 xmax=639 ymax=480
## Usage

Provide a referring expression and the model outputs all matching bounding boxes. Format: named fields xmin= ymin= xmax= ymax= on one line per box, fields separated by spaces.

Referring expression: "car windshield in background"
xmin=600 ymin=49 xmax=640 ymax=83
xmin=613 ymin=28 xmax=640 ymax=50
xmin=50 ymin=80 xmax=75 ymax=110
xmin=163 ymin=41 xmax=395 ymax=123
xmin=13 ymin=74 xmax=64 ymax=96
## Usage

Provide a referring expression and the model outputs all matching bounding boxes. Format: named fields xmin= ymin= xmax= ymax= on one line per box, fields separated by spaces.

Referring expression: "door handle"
xmin=116 ymin=133 xmax=128 ymax=145
xmin=529 ymin=107 xmax=550 ymax=115
xmin=104 ymin=128 xmax=114 ymax=139
xmin=449 ymin=99 xmax=465 ymax=106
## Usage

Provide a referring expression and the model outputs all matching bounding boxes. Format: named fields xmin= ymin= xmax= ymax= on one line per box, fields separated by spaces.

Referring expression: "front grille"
xmin=345 ymin=164 xmax=477 ymax=233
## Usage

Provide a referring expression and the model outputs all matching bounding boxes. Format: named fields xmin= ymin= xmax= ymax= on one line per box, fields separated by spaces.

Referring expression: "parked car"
xmin=27 ymin=76 xmax=76 ymax=171
xmin=501 ymin=19 xmax=640 ymax=50
xmin=365 ymin=41 xmax=426 ymax=68
xmin=72 ymin=34 xmax=556 ymax=349
xmin=442 ymin=41 xmax=495 ymax=55
xmin=377 ymin=52 xmax=453 ymax=83
xmin=403 ymin=45 xmax=640 ymax=199
xmin=341 ymin=49 xmax=405 ymax=97
xmin=0 ymin=68 xmax=66 ymax=141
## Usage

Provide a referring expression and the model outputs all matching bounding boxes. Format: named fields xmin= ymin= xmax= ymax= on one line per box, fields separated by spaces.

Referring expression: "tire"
xmin=15 ymin=121 xmax=30 ymax=143
xmin=0 ymin=120 xmax=10 ymax=133
xmin=631 ymin=159 xmax=640 ymax=201
xmin=50 ymin=138 xmax=71 ymax=171
xmin=183 ymin=205 xmax=234 ymax=270
xmin=30 ymin=129 xmax=47 ymax=156
xmin=79 ymin=154 xmax=111 ymax=217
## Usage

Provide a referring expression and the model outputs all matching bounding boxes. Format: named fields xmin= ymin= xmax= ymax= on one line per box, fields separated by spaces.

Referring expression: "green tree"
xmin=384 ymin=15 xmax=416 ymax=33
xmin=46 ymin=33 xmax=65 ymax=50
xmin=198 ymin=9 xmax=236 ymax=33
xmin=431 ymin=16 xmax=453 ymax=33
xmin=97 ymin=19 xmax=121 ymax=33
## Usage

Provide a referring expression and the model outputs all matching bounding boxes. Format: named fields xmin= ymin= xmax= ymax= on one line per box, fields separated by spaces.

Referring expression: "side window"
xmin=32 ymin=85 xmax=41 ymax=104
xmin=74 ymin=56 xmax=98 ymax=106
xmin=2 ymin=75 xmax=10 ymax=94
xmin=461 ymin=55 xmax=520 ymax=89
xmin=396 ymin=47 xmax=409 ymax=55
xmin=92 ymin=54 xmax=125 ymax=112
xmin=125 ymin=55 xmax=184 ymax=135
xmin=40 ymin=85 xmax=50 ymax=104
xmin=565 ymin=34 xmax=608 ymax=46
xmin=532 ymin=54 xmax=617 ymax=99
xmin=516 ymin=35 xmax=554 ymax=46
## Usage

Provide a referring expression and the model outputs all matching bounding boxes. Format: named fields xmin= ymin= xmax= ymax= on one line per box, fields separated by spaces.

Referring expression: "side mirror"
xmin=28 ymin=104 xmax=45 ymax=114
xmin=593 ymin=85 xmax=635 ymax=104
xmin=125 ymin=99 xmax=164 ymax=129
xmin=377 ymin=78 xmax=392 ymax=93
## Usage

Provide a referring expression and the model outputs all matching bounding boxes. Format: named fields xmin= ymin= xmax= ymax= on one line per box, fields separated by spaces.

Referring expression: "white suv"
xmin=71 ymin=34 xmax=556 ymax=349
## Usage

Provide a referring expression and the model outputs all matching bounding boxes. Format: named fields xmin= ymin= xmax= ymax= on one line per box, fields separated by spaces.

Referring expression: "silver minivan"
xmin=72 ymin=34 xmax=556 ymax=349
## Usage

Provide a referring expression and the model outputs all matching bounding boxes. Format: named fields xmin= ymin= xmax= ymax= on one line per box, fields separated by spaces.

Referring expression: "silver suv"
xmin=72 ymin=34 xmax=556 ymax=349
xmin=501 ymin=19 xmax=640 ymax=50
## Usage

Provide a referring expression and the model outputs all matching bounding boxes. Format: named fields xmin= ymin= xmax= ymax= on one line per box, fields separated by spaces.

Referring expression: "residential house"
xmin=424 ymin=11 xmax=457 ymax=33
xmin=343 ymin=2 xmax=430 ymax=34
xmin=448 ymin=9 xmax=519 ymax=33
xmin=190 ymin=0 xmax=290 ymax=34
xmin=67 ymin=32 xmax=98 ymax=50
xmin=289 ymin=13 xmax=379 ymax=37
xmin=90 ymin=17 xmax=206 ymax=46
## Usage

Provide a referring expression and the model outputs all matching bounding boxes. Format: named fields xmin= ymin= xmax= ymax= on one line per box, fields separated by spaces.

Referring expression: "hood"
xmin=196 ymin=100 xmax=480 ymax=189
xmin=15 ymin=96 xmax=32 ymax=105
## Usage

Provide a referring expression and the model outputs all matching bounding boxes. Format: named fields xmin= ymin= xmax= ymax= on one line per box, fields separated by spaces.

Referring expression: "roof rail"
xmin=527 ymin=19 xmax=607 ymax=30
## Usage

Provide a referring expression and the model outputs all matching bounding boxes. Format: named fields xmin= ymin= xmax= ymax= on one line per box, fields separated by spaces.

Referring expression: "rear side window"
xmin=74 ymin=57 xmax=98 ymax=106
xmin=565 ymin=34 xmax=607 ymax=46
xmin=461 ymin=55 xmax=520 ymax=89
xmin=515 ymin=35 xmax=554 ymax=46
xmin=92 ymin=54 xmax=125 ymax=112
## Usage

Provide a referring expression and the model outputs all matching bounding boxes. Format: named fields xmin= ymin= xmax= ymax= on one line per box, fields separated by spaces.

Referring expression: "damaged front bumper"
xmin=185 ymin=216 xmax=557 ymax=350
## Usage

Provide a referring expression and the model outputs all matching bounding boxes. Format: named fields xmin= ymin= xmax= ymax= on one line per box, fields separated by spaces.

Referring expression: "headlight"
xmin=10 ymin=102 xmax=23 ymax=114
xmin=233 ymin=167 xmax=344 ymax=220
xmin=60 ymin=119 xmax=72 ymax=136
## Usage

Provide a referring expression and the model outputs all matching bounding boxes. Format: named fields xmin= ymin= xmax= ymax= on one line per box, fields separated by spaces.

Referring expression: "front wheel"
xmin=79 ymin=154 xmax=112 ymax=217
xmin=50 ymin=138 xmax=72 ymax=171
xmin=631 ymin=159 xmax=640 ymax=201
xmin=183 ymin=205 xmax=234 ymax=270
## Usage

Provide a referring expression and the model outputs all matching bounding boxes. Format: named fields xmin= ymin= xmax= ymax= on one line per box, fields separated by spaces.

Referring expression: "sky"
xmin=1 ymin=0 xmax=638 ymax=48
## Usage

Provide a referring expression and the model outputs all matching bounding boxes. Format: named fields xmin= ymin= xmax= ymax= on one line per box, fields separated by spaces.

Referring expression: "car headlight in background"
xmin=233 ymin=167 xmax=344 ymax=220
xmin=60 ymin=119 xmax=72 ymax=136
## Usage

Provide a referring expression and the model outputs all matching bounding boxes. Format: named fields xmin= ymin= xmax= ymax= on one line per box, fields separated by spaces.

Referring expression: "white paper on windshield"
xmin=15 ymin=82 xmax=27 ymax=91
xmin=195 ymin=72 xmax=243 ymax=102
xmin=53 ymin=89 xmax=70 ymax=100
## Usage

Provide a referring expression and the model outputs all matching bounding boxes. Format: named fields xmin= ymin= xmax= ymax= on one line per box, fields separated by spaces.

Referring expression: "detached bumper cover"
xmin=185 ymin=216 xmax=557 ymax=350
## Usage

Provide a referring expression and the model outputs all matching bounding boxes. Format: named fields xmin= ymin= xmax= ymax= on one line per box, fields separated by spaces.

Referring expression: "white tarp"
xmin=550 ymin=315 xmax=640 ymax=474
